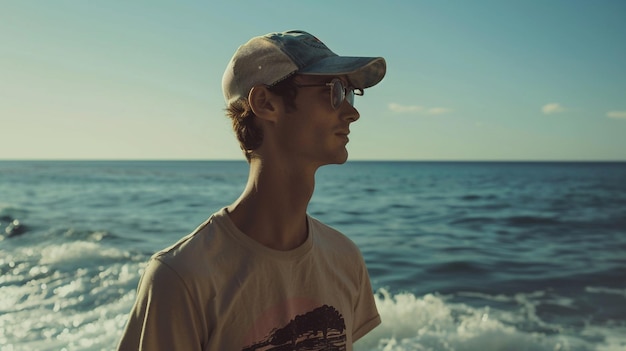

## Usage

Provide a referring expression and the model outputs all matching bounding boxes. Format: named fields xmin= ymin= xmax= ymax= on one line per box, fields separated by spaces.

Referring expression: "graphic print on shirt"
xmin=242 ymin=304 xmax=346 ymax=351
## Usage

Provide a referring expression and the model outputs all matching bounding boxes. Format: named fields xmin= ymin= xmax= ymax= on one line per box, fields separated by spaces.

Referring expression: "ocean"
xmin=1 ymin=160 xmax=625 ymax=351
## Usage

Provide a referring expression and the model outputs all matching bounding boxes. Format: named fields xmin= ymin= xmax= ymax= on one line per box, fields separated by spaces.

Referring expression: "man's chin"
xmin=316 ymin=149 xmax=349 ymax=167
xmin=331 ymin=152 xmax=349 ymax=165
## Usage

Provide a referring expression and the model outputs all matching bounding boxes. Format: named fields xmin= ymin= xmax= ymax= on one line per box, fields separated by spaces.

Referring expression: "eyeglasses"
xmin=294 ymin=78 xmax=364 ymax=110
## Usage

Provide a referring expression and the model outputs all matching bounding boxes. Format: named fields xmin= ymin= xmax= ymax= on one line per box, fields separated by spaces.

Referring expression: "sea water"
xmin=1 ymin=160 xmax=625 ymax=351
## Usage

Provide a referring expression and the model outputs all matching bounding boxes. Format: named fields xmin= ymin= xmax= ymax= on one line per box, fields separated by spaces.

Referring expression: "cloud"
xmin=542 ymin=103 xmax=565 ymax=115
xmin=607 ymin=111 xmax=626 ymax=120
xmin=426 ymin=107 xmax=453 ymax=115
xmin=388 ymin=103 xmax=424 ymax=113
xmin=388 ymin=103 xmax=452 ymax=115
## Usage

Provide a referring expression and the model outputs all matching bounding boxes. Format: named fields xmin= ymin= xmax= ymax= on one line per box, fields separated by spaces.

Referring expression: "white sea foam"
xmin=2 ymin=240 xmax=625 ymax=350
xmin=39 ymin=241 xmax=130 ymax=267
xmin=3 ymin=277 xmax=625 ymax=350
xmin=354 ymin=289 xmax=626 ymax=351
xmin=0 ymin=241 xmax=144 ymax=351
xmin=585 ymin=286 xmax=626 ymax=298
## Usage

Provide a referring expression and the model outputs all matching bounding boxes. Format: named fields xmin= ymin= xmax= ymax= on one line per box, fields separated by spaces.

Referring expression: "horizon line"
xmin=1 ymin=159 xmax=625 ymax=163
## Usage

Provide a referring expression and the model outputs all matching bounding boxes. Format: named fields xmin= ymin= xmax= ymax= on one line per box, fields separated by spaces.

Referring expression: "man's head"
xmin=222 ymin=30 xmax=386 ymax=162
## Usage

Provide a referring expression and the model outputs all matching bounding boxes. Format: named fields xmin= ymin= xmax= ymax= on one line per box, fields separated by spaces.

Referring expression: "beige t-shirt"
xmin=118 ymin=208 xmax=380 ymax=350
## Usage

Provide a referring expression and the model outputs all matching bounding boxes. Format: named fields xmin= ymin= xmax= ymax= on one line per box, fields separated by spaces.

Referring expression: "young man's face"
xmin=274 ymin=75 xmax=361 ymax=168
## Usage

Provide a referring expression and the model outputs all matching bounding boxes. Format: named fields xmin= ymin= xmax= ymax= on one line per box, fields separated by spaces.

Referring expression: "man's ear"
xmin=248 ymin=86 xmax=281 ymax=123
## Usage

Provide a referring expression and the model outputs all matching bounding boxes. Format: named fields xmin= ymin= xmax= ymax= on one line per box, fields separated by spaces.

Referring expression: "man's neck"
xmin=226 ymin=158 xmax=316 ymax=251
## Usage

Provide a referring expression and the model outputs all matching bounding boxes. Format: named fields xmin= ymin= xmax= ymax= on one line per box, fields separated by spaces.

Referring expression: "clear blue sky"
xmin=2 ymin=0 xmax=625 ymax=160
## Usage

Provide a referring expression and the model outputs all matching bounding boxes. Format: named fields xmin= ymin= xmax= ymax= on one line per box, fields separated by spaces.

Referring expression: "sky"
xmin=1 ymin=0 xmax=625 ymax=161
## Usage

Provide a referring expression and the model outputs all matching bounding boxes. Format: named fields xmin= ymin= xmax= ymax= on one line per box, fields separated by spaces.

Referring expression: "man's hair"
xmin=225 ymin=76 xmax=299 ymax=162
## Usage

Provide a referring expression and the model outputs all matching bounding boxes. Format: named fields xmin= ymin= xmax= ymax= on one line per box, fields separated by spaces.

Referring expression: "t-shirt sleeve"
xmin=351 ymin=253 xmax=381 ymax=342
xmin=117 ymin=258 xmax=205 ymax=351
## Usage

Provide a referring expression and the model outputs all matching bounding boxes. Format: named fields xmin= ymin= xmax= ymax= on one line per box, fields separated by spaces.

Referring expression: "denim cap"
xmin=222 ymin=30 xmax=386 ymax=104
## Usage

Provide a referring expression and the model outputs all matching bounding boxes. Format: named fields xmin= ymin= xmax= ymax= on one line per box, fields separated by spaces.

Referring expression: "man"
xmin=118 ymin=30 xmax=386 ymax=350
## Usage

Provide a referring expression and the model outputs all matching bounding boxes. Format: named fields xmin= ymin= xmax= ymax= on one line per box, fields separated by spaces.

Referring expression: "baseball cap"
xmin=222 ymin=30 xmax=386 ymax=105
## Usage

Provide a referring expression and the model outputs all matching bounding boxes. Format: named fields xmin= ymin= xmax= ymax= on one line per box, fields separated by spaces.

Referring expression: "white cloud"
xmin=388 ymin=103 xmax=424 ymax=113
xmin=542 ymin=103 xmax=565 ymax=115
xmin=388 ymin=103 xmax=452 ymax=115
xmin=607 ymin=111 xmax=626 ymax=120
xmin=426 ymin=107 xmax=453 ymax=115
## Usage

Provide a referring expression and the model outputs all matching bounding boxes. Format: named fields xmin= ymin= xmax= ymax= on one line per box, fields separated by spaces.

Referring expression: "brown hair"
xmin=225 ymin=76 xmax=298 ymax=162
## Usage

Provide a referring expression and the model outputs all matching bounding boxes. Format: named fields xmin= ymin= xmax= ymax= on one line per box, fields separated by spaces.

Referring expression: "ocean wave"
xmin=355 ymin=290 xmax=626 ymax=351
xmin=585 ymin=286 xmax=626 ymax=298
xmin=0 ymin=206 xmax=30 ymax=239
xmin=449 ymin=215 xmax=562 ymax=228
xmin=2 ymin=278 xmax=625 ymax=350
xmin=38 ymin=241 xmax=131 ymax=267
xmin=426 ymin=261 xmax=489 ymax=274
xmin=57 ymin=228 xmax=118 ymax=242
xmin=0 ymin=240 xmax=145 ymax=350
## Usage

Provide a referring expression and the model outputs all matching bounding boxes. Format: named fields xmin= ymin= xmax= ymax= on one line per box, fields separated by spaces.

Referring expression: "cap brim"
xmin=298 ymin=56 xmax=386 ymax=89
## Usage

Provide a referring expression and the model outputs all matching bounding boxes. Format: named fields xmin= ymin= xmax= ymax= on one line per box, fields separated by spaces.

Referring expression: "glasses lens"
xmin=331 ymin=79 xmax=343 ymax=109
xmin=346 ymin=88 xmax=355 ymax=106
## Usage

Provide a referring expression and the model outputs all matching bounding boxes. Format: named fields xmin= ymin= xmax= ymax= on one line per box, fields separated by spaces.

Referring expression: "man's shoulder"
xmin=151 ymin=209 xmax=232 ymax=274
xmin=308 ymin=215 xmax=362 ymax=255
